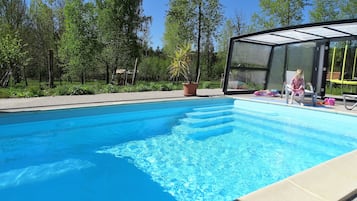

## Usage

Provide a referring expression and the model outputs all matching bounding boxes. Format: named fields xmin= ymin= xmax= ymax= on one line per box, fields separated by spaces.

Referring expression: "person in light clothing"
xmin=289 ymin=68 xmax=305 ymax=104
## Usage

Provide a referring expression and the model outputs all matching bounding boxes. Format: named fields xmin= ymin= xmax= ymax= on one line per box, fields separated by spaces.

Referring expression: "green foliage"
xmin=52 ymin=85 xmax=72 ymax=96
xmin=310 ymin=0 xmax=357 ymax=22
xmin=0 ymin=89 xmax=10 ymax=98
xmin=0 ymin=80 xmax=215 ymax=98
xmin=68 ymin=85 xmax=95 ymax=95
xmin=164 ymin=0 xmax=195 ymax=54
xmin=27 ymin=0 xmax=57 ymax=83
xmin=252 ymin=0 xmax=309 ymax=30
xmin=0 ymin=31 xmax=31 ymax=86
xmin=309 ymin=0 xmax=340 ymax=22
xmin=96 ymin=0 xmax=150 ymax=84
xmin=164 ymin=0 xmax=223 ymax=84
xmin=200 ymin=81 xmax=220 ymax=89
xmin=99 ymin=84 xmax=120 ymax=93
xmin=340 ymin=0 xmax=357 ymax=19
xmin=168 ymin=43 xmax=193 ymax=82
xmin=138 ymin=55 xmax=170 ymax=81
xmin=0 ymin=34 xmax=26 ymax=65
xmin=6 ymin=86 xmax=43 ymax=97
xmin=59 ymin=0 xmax=98 ymax=84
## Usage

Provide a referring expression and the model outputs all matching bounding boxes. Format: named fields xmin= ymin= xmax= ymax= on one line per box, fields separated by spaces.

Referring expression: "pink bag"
xmin=324 ymin=98 xmax=335 ymax=106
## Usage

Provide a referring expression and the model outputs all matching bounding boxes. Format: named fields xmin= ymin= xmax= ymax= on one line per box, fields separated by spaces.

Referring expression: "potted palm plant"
xmin=168 ymin=43 xmax=198 ymax=96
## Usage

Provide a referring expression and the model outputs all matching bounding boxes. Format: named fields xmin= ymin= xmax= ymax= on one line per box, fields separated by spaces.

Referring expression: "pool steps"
xmin=234 ymin=107 xmax=356 ymax=150
xmin=178 ymin=103 xmax=354 ymax=157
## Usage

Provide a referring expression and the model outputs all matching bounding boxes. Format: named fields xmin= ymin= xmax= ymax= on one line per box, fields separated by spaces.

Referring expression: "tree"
xmin=340 ymin=0 xmax=357 ymax=19
xmin=0 ymin=32 xmax=30 ymax=87
xmin=96 ymin=0 xmax=150 ymax=84
xmin=199 ymin=0 xmax=223 ymax=80
xmin=309 ymin=0 xmax=357 ymax=23
xmin=163 ymin=19 xmax=182 ymax=56
xmin=28 ymin=0 xmax=58 ymax=86
xmin=0 ymin=0 xmax=27 ymax=30
xmin=309 ymin=0 xmax=340 ymax=22
xmin=0 ymin=0 xmax=29 ymax=85
xmin=251 ymin=0 xmax=309 ymax=30
xmin=163 ymin=0 xmax=194 ymax=55
xmin=164 ymin=0 xmax=223 ymax=82
xmin=59 ymin=0 xmax=98 ymax=84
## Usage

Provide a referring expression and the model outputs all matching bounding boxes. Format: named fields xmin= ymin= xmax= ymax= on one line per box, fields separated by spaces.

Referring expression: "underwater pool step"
xmin=231 ymin=113 xmax=353 ymax=156
xmin=231 ymin=120 xmax=332 ymax=157
xmin=186 ymin=123 xmax=235 ymax=140
xmin=232 ymin=109 xmax=357 ymax=150
xmin=185 ymin=109 xmax=233 ymax=119
xmin=233 ymin=111 xmax=354 ymax=150
xmin=179 ymin=115 xmax=235 ymax=128
xmin=192 ymin=105 xmax=234 ymax=112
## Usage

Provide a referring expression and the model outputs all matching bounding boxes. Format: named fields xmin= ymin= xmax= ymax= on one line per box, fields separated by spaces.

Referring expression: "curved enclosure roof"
xmin=233 ymin=19 xmax=357 ymax=46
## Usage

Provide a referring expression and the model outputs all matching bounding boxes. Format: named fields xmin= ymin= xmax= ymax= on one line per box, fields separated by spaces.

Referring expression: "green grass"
xmin=325 ymin=84 xmax=357 ymax=95
xmin=0 ymin=80 xmax=221 ymax=98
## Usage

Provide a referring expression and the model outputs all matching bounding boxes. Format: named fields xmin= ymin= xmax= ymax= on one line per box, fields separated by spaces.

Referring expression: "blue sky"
xmin=142 ymin=0 xmax=260 ymax=49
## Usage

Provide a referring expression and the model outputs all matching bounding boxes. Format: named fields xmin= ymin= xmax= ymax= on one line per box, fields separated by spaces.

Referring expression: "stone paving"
xmin=0 ymin=89 xmax=224 ymax=112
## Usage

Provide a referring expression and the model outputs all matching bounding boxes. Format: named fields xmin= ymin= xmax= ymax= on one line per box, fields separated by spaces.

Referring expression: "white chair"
xmin=283 ymin=71 xmax=316 ymax=106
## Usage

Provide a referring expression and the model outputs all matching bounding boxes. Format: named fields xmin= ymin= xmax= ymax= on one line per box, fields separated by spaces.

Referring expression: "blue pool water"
xmin=0 ymin=98 xmax=356 ymax=201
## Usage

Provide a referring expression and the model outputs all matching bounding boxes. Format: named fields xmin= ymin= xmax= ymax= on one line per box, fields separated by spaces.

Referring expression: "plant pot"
xmin=183 ymin=82 xmax=198 ymax=96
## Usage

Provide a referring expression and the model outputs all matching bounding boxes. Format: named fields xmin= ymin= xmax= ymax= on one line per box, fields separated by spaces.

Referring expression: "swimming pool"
xmin=0 ymin=98 xmax=356 ymax=201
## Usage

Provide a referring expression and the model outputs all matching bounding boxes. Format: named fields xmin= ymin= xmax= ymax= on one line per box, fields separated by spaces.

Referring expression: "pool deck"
xmin=1 ymin=88 xmax=357 ymax=201
xmin=0 ymin=89 xmax=224 ymax=112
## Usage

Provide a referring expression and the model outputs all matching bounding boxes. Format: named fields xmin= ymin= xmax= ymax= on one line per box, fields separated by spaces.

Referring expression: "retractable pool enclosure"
xmin=223 ymin=19 xmax=357 ymax=96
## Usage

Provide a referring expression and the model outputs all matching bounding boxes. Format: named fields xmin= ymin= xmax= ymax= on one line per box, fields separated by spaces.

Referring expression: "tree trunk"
xmin=132 ymin=58 xmax=138 ymax=85
xmin=81 ymin=71 xmax=85 ymax=84
xmin=106 ymin=63 xmax=110 ymax=84
xmin=195 ymin=1 xmax=202 ymax=83
xmin=48 ymin=49 xmax=55 ymax=88
xmin=23 ymin=66 xmax=28 ymax=87
xmin=0 ymin=70 xmax=11 ymax=87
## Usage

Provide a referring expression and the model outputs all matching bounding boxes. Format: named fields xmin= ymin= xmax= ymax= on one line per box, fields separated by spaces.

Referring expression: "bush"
xmin=0 ymin=89 xmax=10 ymax=98
xmin=53 ymin=85 xmax=71 ymax=96
xmin=135 ymin=84 xmax=152 ymax=92
xmin=69 ymin=85 xmax=94 ymax=95
xmin=200 ymin=81 xmax=220 ymax=89
xmin=160 ymin=84 xmax=171 ymax=91
xmin=96 ymin=84 xmax=119 ymax=93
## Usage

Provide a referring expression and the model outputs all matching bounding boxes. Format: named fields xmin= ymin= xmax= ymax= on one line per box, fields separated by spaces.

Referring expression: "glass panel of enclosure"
xmin=230 ymin=41 xmax=272 ymax=68
xmin=328 ymin=40 xmax=357 ymax=79
xmin=226 ymin=68 xmax=267 ymax=91
xmin=327 ymin=40 xmax=357 ymax=95
xmin=227 ymin=41 xmax=271 ymax=92
xmin=286 ymin=42 xmax=316 ymax=83
xmin=267 ymin=46 xmax=285 ymax=90
xmin=266 ymin=42 xmax=315 ymax=90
